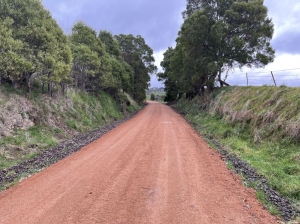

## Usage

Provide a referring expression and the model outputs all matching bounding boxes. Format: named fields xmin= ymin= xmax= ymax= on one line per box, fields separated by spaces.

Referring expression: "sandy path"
xmin=0 ymin=102 xmax=277 ymax=223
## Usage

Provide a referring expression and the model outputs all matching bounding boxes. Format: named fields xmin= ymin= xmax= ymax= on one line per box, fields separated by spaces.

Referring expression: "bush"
xmin=150 ymin=93 xmax=155 ymax=101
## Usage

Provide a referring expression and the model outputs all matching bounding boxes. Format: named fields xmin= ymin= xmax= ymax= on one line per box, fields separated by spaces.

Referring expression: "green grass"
xmin=189 ymin=112 xmax=300 ymax=204
xmin=174 ymin=87 xmax=300 ymax=214
xmin=0 ymin=86 xmax=140 ymax=170
xmin=0 ymin=154 xmax=15 ymax=170
xmin=256 ymin=190 xmax=279 ymax=216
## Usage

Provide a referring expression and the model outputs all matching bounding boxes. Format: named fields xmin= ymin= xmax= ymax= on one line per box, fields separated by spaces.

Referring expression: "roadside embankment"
xmin=0 ymin=85 xmax=140 ymax=179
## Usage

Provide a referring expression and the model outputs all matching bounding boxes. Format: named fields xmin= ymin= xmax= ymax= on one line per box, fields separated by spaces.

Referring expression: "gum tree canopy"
xmin=0 ymin=0 xmax=72 ymax=95
xmin=160 ymin=0 xmax=275 ymax=100
xmin=115 ymin=34 xmax=157 ymax=103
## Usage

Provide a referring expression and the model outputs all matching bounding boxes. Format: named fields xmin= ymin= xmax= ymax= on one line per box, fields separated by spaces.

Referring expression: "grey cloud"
xmin=272 ymin=31 xmax=300 ymax=54
xmin=43 ymin=0 xmax=186 ymax=51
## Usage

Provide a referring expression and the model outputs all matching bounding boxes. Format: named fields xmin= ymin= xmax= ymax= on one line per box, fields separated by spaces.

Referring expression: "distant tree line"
xmin=158 ymin=0 xmax=275 ymax=102
xmin=0 ymin=0 xmax=157 ymax=104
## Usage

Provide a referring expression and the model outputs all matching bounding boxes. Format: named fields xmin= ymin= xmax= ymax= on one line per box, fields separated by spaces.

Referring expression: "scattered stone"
xmin=15 ymin=121 xmax=23 ymax=128
xmin=22 ymin=119 xmax=34 ymax=129
xmin=1 ymin=130 xmax=12 ymax=137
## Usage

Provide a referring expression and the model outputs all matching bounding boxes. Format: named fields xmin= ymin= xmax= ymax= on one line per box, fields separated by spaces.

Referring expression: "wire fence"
xmin=222 ymin=68 xmax=300 ymax=87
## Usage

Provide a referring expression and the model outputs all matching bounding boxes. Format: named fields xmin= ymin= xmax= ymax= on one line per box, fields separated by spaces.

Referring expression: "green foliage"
xmin=99 ymin=31 xmax=134 ymax=94
xmin=71 ymin=43 xmax=101 ymax=90
xmin=0 ymin=18 xmax=29 ymax=85
xmin=0 ymin=1 xmax=143 ymax=106
xmin=70 ymin=22 xmax=105 ymax=57
xmin=69 ymin=23 xmax=136 ymax=99
xmin=70 ymin=22 xmax=104 ymax=91
xmin=115 ymin=34 xmax=157 ymax=103
xmin=99 ymin=30 xmax=122 ymax=58
xmin=0 ymin=0 xmax=72 ymax=94
xmin=150 ymin=93 xmax=155 ymax=101
xmin=157 ymin=47 xmax=180 ymax=102
xmin=210 ymin=86 xmax=300 ymax=141
xmin=161 ymin=0 xmax=275 ymax=101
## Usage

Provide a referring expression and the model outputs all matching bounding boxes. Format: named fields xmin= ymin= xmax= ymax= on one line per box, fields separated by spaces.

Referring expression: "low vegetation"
xmin=146 ymin=87 xmax=165 ymax=101
xmin=0 ymin=85 xmax=139 ymax=170
xmin=173 ymin=86 xmax=300 ymax=220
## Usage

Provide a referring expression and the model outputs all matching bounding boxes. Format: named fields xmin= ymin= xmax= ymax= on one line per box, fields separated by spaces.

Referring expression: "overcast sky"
xmin=42 ymin=0 xmax=300 ymax=87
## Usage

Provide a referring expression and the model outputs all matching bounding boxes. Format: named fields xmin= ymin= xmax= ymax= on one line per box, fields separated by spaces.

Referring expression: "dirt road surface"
xmin=0 ymin=102 xmax=277 ymax=223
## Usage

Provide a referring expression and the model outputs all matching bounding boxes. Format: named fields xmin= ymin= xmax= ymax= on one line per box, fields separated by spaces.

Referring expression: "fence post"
xmin=271 ymin=71 xmax=277 ymax=87
xmin=246 ymin=73 xmax=248 ymax=86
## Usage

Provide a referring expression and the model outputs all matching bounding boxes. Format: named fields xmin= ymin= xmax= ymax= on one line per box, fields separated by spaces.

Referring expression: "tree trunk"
xmin=62 ymin=83 xmax=65 ymax=96
xmin=25 ymin=72 xmax=32 ymax=99
xmin=218 ymin=70 xmax=223 ymax=87
xmin=50 ymin=82 xmax=53 ymax=97
xmin=207 ymin=74 xmax=216 ymax=91
xmin=48 ymin=73 xmax=51 ymax=95
xmin=82 ymin=75 xmax=86 ymax=91
xmin=220 ymin=80 xmax=230 ymax=87
xmin=42 ymin=83 xmax=45 ymax=94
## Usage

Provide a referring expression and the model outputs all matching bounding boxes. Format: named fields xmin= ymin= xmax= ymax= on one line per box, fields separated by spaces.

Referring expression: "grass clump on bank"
xmin=174 ymin=86 xmax=300 ymax=213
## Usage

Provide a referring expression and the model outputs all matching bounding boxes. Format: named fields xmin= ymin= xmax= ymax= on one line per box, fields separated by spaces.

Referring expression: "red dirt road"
xmin=0 ymin=102 xmax=277 ymax=223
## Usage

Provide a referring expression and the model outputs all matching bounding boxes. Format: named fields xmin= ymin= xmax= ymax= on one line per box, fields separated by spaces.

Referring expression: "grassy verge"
xmin=173 ymin=86 xmax=300 ymax=220
xmin=0 ymin=86 xmax=140 ymax=170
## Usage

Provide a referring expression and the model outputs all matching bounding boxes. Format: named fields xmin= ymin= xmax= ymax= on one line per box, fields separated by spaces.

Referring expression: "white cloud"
xmin=265 ymin=0 xmax=300 ymax=38
xmin=150 ymin=50 xmax=165 ymax=88
xmin=153 ymin=50 xmax=165 ymax=73
xmin=56 ymin=1 xmax=88 ymax=17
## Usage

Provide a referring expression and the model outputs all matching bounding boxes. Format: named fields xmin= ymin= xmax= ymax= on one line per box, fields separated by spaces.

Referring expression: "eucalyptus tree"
xmin=174 ymin=0 xmax=275 ymax=96
xmin=0 ymin=0 xmax=72 ymax=96
xmin=98 ymin=30 xmax=134 ymax=94
xmin=70 ymin=22 xmax=105 ymax=91
xmin=115 ymin=34 xmax=157 ymax=103
xmin=70 ymin=43 xmax=100 ymax=90
xmin=157 ymin=47 xmax=179 ymax=102
xmin=0 ymin=18 xmax=29 ymax=86
xmin=99 ymin=30 xmax=122 ymax=58
xmin=182 ymin=0 xmax=202 ymax=19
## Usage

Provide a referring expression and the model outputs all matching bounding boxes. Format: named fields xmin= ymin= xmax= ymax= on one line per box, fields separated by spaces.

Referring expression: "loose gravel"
xmin=0 ymin=111 xmax=140 ymax=191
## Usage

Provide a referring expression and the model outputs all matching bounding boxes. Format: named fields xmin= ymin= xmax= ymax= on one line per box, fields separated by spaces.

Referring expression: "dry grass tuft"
xmin=208 ymin=86 xmax=300 ymax=142
xmin=286 ymin=121 xmax=300 ymax=139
